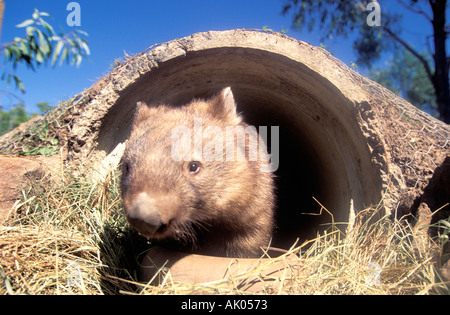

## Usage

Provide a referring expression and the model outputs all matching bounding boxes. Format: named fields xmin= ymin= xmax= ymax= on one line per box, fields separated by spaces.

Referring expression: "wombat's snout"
xmin=126 ymin=207 xmax=164 ymax=237
xmin=125 ymin=192 xmax=177 ymax=239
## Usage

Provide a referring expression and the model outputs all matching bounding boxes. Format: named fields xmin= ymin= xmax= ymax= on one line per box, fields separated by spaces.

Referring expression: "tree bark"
xmin=0 ymin=0 xmax=4 ymax=41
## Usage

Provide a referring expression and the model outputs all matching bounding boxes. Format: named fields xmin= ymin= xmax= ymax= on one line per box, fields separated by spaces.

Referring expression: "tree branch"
xmin=447 ymin=56 xmax=450 ymax=75
xmin=381 ymin=25 xmax=434 ymax=82
xmin=396 ymin=0 xmax=432 ymax=22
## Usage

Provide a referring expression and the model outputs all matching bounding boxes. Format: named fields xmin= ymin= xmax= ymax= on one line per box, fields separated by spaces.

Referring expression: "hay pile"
xmin=0 ymin=166 xmax=449 ymax=295
xmin=0 ymin=168 xmax=143 ymax=295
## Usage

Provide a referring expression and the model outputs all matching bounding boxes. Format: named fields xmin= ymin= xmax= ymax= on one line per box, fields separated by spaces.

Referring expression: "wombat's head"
xmin=120 ymin=88 xmax=272 ymax=250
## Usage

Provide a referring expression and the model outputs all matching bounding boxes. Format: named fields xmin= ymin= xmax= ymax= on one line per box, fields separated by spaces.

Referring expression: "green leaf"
xmin=13 ymin=75 xmax=25 ymax=93
xmin=16 ymin=19 xmax=34 ymax=28
xmin=32 ymin=9 xmax=40 ymax=20
xmin=26 ymin=26 xmax=36 ymax=37
xmin=75 ymin=30 xmax=88 ymax=37
xmin=49 ymin=35 xmax=61 ymax=41
xmin=3 ymin=8 xmax=90 ymax=93
xmin=74 ymin=54 xmax=82 ymax=67
xmin=81 ymin=41 xmax=90 ymax=55
xmin=35 ymin=50 xmax=44 ymax=64
xmin=41 ymin=21 xmax=54 ymax=36
xmin=34 ymin=146 xmax=59 ymax=157
xmin=60 ymin=47 xmax=69 ymax=66
xmin=37 ymin=30 xmax=51 ymax=56
xmin=51 ymin=41 xmax=64 ymax=66
xmin=18 ymin=40 xmax=30 ymax=56
xmin=4 ymin=47 xmax=10 ymax=59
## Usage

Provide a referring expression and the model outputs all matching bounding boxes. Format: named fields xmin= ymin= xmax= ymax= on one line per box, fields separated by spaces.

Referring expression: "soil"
xmin=0 ymin=155 xmax=62 ymax=222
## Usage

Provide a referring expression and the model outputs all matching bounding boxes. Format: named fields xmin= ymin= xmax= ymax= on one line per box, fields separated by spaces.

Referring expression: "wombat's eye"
xmin=188 ymin=161 xmax=201 ymax=174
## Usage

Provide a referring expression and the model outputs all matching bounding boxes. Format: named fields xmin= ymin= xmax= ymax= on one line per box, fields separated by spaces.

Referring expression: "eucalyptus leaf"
xmin=81 ymin=42 xmax=90 ymax=55
xmin=35 ymin=50 xmax=44 ymax=64
xmin=32 ymin=9 xmax=39 ymax=20
xmin=16 ymin=19 xmax=34 ymax=28
xmin=75 ymin=54 xmax=82 ymax=67
xmin=26 ymin=26 xmax=36 ymax=37
xmin=2 ymin=8 xmax=90 ymax=94
xmin=13 ymin=75 xmax=25 ymax=93
xmin=60 ymin=47 xmax=69 ymax=66
xmin=51 ymin=41 xmax=64 ymax=66
xmin=37 ymin=31 xmax=51 ymax=56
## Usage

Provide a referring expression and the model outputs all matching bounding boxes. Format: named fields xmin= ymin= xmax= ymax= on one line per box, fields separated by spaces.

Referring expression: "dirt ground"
xmin=0 ymin=155 xmax=62 ymax=222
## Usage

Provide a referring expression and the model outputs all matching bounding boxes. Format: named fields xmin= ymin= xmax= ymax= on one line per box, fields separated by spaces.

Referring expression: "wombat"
xmin=120 ymin=87 xmax=275 ymax=258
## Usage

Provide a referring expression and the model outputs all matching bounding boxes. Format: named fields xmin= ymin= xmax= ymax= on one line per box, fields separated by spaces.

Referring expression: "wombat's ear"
xmin=211 ymin=87 xmax=241 ymax=122
xmin=133 ymin=101 xmax=151 ymax=125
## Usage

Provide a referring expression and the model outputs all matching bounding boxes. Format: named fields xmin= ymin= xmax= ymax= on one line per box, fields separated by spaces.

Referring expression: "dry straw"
xmin=0 ymin=166 xmax=449 ymax=295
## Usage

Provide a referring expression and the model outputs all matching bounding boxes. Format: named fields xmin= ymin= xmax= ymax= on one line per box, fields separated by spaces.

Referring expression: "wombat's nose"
xmin=126 ymin=209 xmax=163 ymax=237
xmin=125 ymin=192 xmax=173 ymax=238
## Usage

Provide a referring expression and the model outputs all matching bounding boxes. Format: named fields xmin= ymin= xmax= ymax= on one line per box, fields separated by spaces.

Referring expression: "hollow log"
xmin=63 ymin=29 xmax=449 ymax=227
xmin=1 ymin=29 xmax=449 ymax=286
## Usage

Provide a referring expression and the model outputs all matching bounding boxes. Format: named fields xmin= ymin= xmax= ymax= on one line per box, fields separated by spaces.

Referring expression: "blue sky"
xmin=0 ymin=0 xmax=437 ymax=113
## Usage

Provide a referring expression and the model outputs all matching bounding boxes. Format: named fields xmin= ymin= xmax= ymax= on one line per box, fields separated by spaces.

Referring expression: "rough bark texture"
xmin=1 ymin=29 xmax=449 ymax=229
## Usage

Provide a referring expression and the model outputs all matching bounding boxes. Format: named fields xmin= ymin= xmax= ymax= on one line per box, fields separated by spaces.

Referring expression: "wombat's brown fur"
xmin=120 ymin=87 xmax=274 ymax=258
